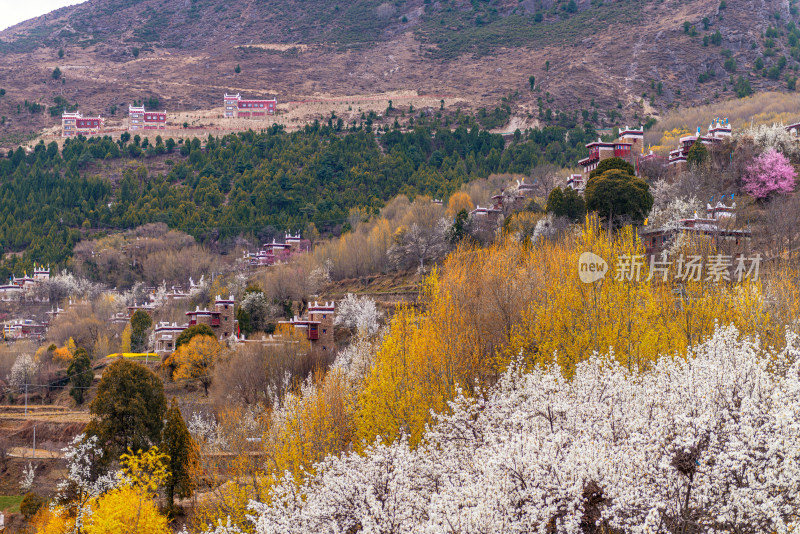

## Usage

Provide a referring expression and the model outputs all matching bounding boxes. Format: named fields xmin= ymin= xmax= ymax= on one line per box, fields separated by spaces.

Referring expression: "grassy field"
xmin=0 ymin=495 xmax=24 ymax=514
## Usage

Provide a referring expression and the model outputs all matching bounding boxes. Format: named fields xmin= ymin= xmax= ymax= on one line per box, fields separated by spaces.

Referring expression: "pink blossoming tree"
xmin=743 ymin=148 xmax=797 ymax=199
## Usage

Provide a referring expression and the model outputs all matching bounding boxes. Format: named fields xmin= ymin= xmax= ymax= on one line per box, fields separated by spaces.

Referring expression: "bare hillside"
xmin=0 ymin=0 xmax=794 ymax=145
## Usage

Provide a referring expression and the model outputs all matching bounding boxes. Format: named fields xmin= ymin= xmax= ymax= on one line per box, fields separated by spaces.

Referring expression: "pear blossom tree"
xmin=743 ymin=148 xmax=797 ymax=199
xmin=333 ymin=294 xmax=382 ymax=337
xmin=234 ymin=326 xmax=800 ymax=534
xmin=739 ymin=123 xmax=800 ymax=158
xmin=9 ymin=353 xmax=38 ymax=391
xmin=56 ymin=435 xmax=118 ymax=532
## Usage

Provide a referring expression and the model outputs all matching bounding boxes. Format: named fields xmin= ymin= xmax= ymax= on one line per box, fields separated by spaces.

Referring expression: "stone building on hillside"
xmin=667 ymin=118 xmax=732 ymax=169
xmin=153 ymin=295 xmax=237 ymax=358
xmin=62 ymin=112 xmax=104 ymax=137
xmin=186 ymin=295 xmax=236 ymax=340
xmin=578 ymin=126 xmax=644 ymax=179
xmin=639 ymin=200 xmax=748 ymax=255
xmin=128 ymin=105 xmax=167 ymax=131
xmin=243 ymin=233 xmax=312 ymax=267
xmin=278 ymin=301 xmax=335 ymax=354
xmin=224 ymin=93 xmax=277 ymax=118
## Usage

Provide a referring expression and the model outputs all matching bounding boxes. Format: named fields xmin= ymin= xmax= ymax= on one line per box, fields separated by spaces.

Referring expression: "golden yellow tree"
xmin=171 ymin=335 xmax=221 ymax=395
xmin=121 ymin=324 xmax=132 ymax=353
xmin=446 ymin=191 xmax=475 ymax=217
xmin=83 ymin=447 xmax=170 ymax=534
xmin=30 ymin=508 xmax=73 ymax=534
xmin=33 ymin=448 xmax=171 ymax=534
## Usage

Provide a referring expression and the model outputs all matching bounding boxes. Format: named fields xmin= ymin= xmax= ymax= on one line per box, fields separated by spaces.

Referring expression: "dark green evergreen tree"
xmin=86 ymin=360 xmax=167 ymax=460
xmin=162 ymin=399 xmax=200 ymax=510
xmin=585 ymin=169 xmax=653 ymax=227
xmin=130 ymin=309 xmax=152 ymax=352
xmin=67 ymin=347 xmax=93 ymax=404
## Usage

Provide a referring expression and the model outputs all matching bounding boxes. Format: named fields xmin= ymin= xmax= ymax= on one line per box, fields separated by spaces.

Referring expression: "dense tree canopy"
xmin=546 ymin=186 xmax=586 ymax=221
xmin=687 ymin=140 xmax=709 ymax=166
xmin=130 ymin=310 xmax=153 ymax=353
xmin=162 ymin=399 xmax=199 ymax=509
xmin=588 ymin=157 xmax=636 ymax=180
xmin=67 ymin=347 xmax=93 ymax=404
xmin=0 ymin=123 xmax=597 ymax=280
xmin=86 ymin=360 xmax=167 ymax=460
xmin=585 ymin=169 xmax=654 ymax=226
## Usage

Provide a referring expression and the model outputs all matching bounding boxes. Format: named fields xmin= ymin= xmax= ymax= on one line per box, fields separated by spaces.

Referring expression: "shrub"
xmin=20 ymin=492 xmax=45 ymax=519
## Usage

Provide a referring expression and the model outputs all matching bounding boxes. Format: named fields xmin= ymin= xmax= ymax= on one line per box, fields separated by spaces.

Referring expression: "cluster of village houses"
xmin=0 ymin=264 xmax=61 ymax=340
xmin=241 ymin=232 xmax=311 ymax=267
xmin=476 ymin=118 xmax=751 ymax=255
xmin=0 ymin=232 xmax=333 ymax=361
xmin=60 ymin=93 xmax=278 ymax=137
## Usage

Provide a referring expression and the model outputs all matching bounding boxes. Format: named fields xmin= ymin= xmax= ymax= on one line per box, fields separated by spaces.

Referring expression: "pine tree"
xmin=162 ymin=399 xmax=199 ymax=510
xmin=130 ymin=309 xmax=152 ymax=352
xmin=67 ymin=348 xmax=93 ymax=404
xmin=686 ymin=140 xmax=709 ymax=166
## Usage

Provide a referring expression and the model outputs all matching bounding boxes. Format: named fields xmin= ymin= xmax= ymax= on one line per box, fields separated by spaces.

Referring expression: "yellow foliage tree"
xmin=83 ymin=485 xmax=170 ymax=534
xmin=52 ymin=347 xmax=74 ymax=364
xmin=30 ymin=508 xmax=73 ymax=534
xmin=33 ymin=448 xmax=170 ymax=534
xmin=171 ymin=335 xmax=221 ymax=395
xmin=121 ymin=324 xmax=132 ymax=353
xmin=355 ymin=216 xmax=781 ymax=448
xmin=446 ymin=191 xmax=475 ymax=217
xmin=194 ymin=366 xmax=352 ymax=532
xmin=84 ymin=447 xmax=170 ymax=534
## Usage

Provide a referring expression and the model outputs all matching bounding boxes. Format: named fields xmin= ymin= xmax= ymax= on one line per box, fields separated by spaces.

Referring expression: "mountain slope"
xmin=0 ymin=0 xmax=794 ymax=145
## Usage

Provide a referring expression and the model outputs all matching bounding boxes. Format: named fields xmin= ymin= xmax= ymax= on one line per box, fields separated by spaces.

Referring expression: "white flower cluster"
xmin=333 ymin=293 xmax=381 ymax=337
xmin=331 ymin=334 xmax=380 ymax=386
xmin=187 ymin=412 xmax=229 ymax=453
xmin=56 ymin=435 xmax=118 ymax=530
xmin=9 ymin=353 xmax=38 ymax=388
xmin=20 ymin=462 xmax=35 ymax=493
xmin=647 ymin=179 xmax=701 ymax=229
xmin=34 ymin=270 xmax=103 ymax=302
xmin=241 ymin=326 xmax=800 ymax=534
xmin=739 ymin=123 xmax=799 ymax=158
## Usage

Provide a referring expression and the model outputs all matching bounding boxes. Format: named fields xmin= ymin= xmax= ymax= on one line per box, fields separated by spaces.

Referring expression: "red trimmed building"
xmin=578 ymin=127 xmax=644 ymax=179
xmin=243 ymin=233 xmax=312 ymax=267
xmin=154 ymin=295 xmax=237 ymax=357
xmin=668 ymin=118 xmax=732 ymax=168
xmin=224 ymin=93 xmax=277 ymax=119
xmin=62 ymin=112 xmax=104 ymax=137
xmin=278 ymin=301 xmax=335 ymax=354
xmin=639 ymin=201 xmax=747 ymax=255
xmin=469 ymin=205 xmax=503 ymax=224
xmin=566 ymin=173 xmax=585 ymax=192
xmin=128 ymin=105 xmax=167 ymax=131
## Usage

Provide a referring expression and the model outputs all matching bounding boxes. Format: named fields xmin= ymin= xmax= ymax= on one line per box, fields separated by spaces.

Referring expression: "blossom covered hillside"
xmin=242 ymin=326 xmax=800 ymax=533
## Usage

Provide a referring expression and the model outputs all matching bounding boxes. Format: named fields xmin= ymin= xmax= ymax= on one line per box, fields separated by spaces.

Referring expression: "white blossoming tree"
xmin=333 ymin=294 xmax=381 ymax=337
xmin=236 ymin=326 xmax=800 ymax=534
xmin=56 ymin=435 xmax=118 ymax=532
xmin=739 ymin=123 xmax=800 ymax=158
xmin=9 ymin=353 xmax=38 ymax=391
